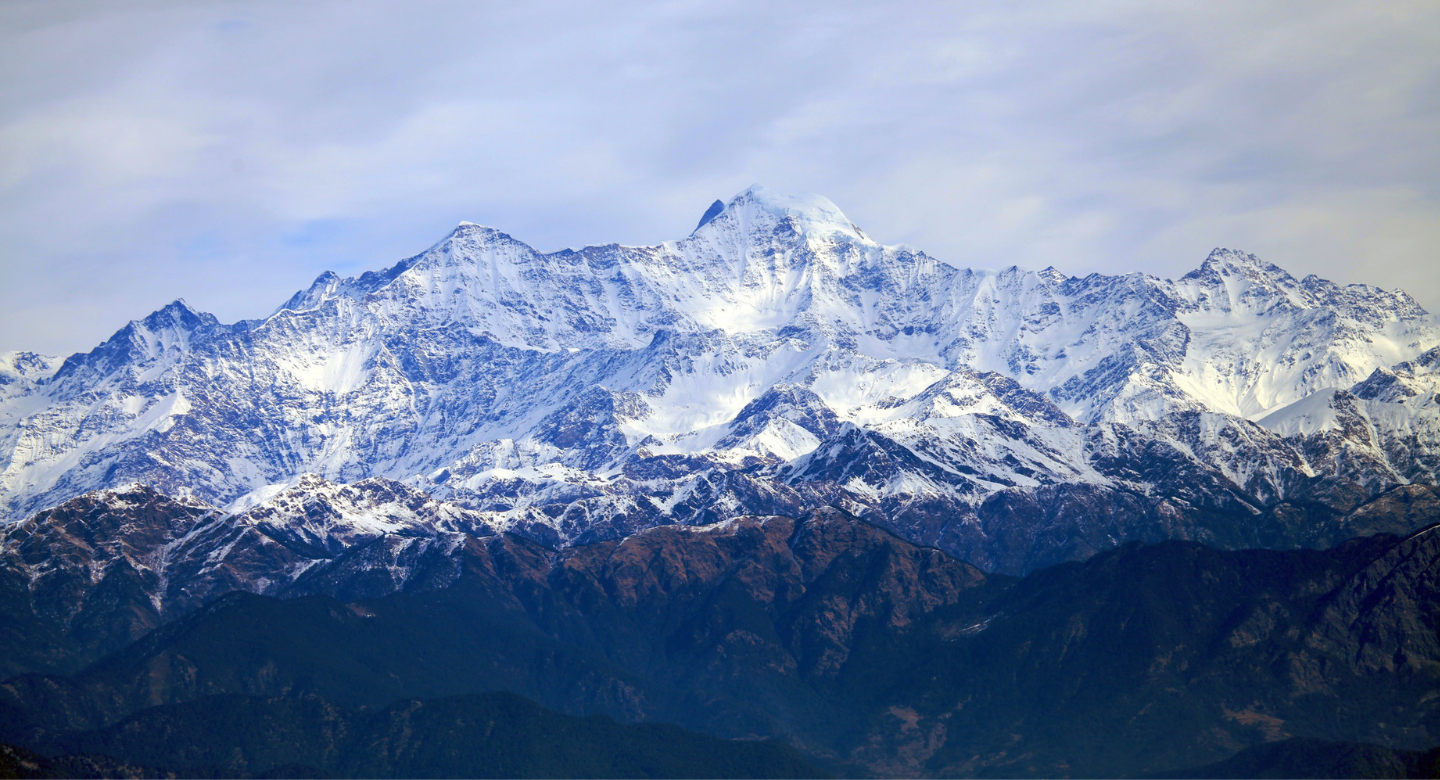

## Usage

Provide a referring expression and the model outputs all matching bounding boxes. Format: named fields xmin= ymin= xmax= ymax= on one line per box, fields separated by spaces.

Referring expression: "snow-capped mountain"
xmin=2 ymin=185 xmax=1437 ymax=573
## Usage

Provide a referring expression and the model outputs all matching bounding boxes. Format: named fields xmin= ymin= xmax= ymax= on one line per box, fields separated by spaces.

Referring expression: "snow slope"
xmin=2 ymin=185 xmax=1437 ymax=571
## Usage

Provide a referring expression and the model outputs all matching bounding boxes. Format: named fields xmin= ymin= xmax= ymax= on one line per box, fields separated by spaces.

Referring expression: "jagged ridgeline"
xmin=2 ymin=185 xmax=1439 ymax=576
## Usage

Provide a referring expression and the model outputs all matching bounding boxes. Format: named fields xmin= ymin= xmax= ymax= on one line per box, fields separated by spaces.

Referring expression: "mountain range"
xmin=2 ymin=186 xmax=1438 ymax=577
xmin=2 ymin=186 xmax=1440 ymax=777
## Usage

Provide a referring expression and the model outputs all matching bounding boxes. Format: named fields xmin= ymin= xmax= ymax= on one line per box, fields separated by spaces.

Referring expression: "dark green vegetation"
xmin=1 ymin=692 xmax=823 ymax=779
xmin=2 ymin=501 xmax=1438 ymax=777
xmin=1154 ymin=737 xmax=1440 ymax=779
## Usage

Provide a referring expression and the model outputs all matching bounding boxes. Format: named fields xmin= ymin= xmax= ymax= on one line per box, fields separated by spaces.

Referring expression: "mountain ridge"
xmin=2 ymin=186 xmax=1437 ymax=576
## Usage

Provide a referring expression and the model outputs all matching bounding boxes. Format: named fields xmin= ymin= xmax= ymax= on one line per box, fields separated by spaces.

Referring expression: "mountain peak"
xmin=694 ymin=200 xmax=725 ymax=232
xmin=141 ymin=299 xmax=214 ymax=329
xmin=1173 ymin=248 xmax=1309 ymax=314
xmin=452 ymin=221 xmax=505 ymax=236
xmin=1191 ymin=247 xmax=1295 ymax=282
xmin=735 ymin=184 xmax=850 ymax=222
xmin=695 ymin=185 xmax=872 ymax=244
xmin=277 ymin=271 xmax=343 ymax=314
xmin=51 ymin=298 xmax=219 ymax=383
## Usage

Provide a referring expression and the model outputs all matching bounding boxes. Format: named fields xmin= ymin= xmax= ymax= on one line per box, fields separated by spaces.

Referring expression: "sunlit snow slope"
xmin=3 ymin=185 xmax=1437 ymax=572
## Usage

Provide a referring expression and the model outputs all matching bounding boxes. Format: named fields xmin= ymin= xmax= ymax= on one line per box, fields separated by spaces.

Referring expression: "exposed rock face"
xmin=3 ymin=187 xmax=1438 ymax=778
xmin=3 ymin=188 xmax=1439 ymax=576
xmin=0 ymin=478 xmax=502 ymax=676
xmin=7 ymin=472 xmax=1440 ymax=682
xmin=0 ymin=486 xmax=216 ymax=677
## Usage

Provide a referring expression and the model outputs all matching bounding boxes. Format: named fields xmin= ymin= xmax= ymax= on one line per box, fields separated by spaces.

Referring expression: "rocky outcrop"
xmin=3 ymin=190 xmax=1438 ymax=578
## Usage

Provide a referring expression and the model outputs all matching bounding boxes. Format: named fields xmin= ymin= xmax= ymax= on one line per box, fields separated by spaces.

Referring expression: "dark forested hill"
xmin=2 ymin=509 xmax=1436 ymax=777
xmin=1 ymin=692 xmax=824 ymax=779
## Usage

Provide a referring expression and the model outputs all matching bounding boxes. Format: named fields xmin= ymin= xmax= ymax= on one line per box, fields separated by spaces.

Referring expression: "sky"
xmin=1 ymin=0 xmax=1437 ymax=357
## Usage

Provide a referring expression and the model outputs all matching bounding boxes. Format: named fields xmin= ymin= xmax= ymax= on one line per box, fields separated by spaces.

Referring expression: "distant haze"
xmin=1 ymin=0 xmax=1437 ymax=356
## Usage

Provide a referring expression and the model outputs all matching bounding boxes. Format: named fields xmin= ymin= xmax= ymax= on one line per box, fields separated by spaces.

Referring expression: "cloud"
xmin=1 ymin=0 xmax=1436 ymax=355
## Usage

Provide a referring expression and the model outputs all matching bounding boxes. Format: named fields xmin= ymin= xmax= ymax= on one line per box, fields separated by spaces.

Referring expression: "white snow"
xmin=2 ymin=187 xmax=1438 ymax=537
